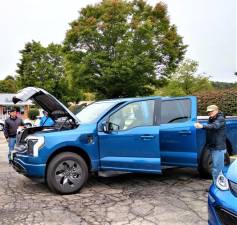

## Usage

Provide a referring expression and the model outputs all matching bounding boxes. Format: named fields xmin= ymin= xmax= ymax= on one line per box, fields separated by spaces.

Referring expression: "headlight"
xmin=26 ymin=136 xmax=44 ymax=157
xmin=216 ymin=172 xmax=229 ymax=191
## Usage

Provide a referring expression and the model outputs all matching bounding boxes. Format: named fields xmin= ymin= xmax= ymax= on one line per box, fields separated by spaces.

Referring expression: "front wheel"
xmin=198 ymin=147 xmax=230 ymax=178
xmin=0 ymin=123 xmax=4 ymax=131
xmin=46 ymin=152 xmax=88 ymax=194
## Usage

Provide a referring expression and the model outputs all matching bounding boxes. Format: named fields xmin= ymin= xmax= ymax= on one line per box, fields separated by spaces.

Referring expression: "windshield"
xmin=76 ymin=101 xmax=116 ymax=123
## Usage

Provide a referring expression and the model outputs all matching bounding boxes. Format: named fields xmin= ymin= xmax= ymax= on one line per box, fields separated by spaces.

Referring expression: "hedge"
xmin=196 ymin=89 xmax=237 ymax=116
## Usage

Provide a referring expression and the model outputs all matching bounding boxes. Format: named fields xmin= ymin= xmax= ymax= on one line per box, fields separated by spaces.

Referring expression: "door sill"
xmin=98 ymin=171 xmax=131 ymax=177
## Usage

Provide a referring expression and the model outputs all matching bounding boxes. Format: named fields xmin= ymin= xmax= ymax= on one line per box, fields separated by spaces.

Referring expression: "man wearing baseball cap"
xmin=4 ymin=108 xmax=24 ymax=160
xmin=195 ymin=105 xmax=226 ymax=183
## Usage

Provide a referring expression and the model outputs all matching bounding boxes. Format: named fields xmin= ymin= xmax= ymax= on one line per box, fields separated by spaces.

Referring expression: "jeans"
xmin=8 ymin=137 xmax=16 ymax=160
xmin=211 ymin=149 xmax=226 ymax=183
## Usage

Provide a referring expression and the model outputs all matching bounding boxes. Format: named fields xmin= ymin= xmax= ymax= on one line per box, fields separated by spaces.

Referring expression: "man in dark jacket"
xmin=4 ymin=108 xmax=24 ymax=159
xmin=195 ymin=105 xmax=226 ymax=183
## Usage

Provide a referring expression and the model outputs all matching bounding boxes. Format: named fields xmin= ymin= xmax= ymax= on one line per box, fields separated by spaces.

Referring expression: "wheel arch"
xmin=200 ymin=138 xmax=233 ymax=161
xmin=226 ymin=138 xmax=233 ymax=155
xmin=45 ymin=146 xmax=92 ymax=177
xmin=198 ymin=138 xmax=232 ymax=177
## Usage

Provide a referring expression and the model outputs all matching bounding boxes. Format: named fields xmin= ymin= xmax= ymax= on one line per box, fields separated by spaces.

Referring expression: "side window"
xmin=109 ymin=100 xmax=155 ymax=131
xmin=161 ymin=99 xmax=191 ymax=124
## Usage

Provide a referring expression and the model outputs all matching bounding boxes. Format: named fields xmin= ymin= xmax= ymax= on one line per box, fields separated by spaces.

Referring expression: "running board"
xmin=98 ymin=171 xmax=131 ymax=177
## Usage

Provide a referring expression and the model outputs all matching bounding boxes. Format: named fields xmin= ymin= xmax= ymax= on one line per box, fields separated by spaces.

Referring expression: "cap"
xmin=206 ymin=105 xmax=218 ymax=112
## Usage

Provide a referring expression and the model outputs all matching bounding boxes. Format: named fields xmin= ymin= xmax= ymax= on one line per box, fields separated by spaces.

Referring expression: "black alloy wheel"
xmin=47 ymin=152 xmax=88 ymax=194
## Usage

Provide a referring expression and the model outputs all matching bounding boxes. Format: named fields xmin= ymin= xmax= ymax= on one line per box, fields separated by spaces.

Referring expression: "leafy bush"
xmin=28 ymin=108 xmax=39 ymax=120
xmin=196 ymin=89 xmax=237 ymax=116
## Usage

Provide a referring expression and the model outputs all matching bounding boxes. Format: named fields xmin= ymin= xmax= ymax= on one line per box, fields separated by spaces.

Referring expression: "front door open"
xmin=98 ymin=99 xmax=161 ymax=173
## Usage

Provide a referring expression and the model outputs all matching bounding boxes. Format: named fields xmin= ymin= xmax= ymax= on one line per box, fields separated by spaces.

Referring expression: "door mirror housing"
xmin=101 ymin=121 xmax=120 ymax=133
xmin=102 ymin=121 xmax=109 ymax=133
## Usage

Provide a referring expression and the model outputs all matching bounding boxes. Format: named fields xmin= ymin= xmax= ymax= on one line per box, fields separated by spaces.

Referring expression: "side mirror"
xmin=101 ymin=121 xmax=110 ymax=133
xmin=101 ymin=121 xmax=120 ymax=133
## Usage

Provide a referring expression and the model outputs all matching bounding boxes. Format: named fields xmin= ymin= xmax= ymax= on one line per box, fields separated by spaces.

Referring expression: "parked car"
xmin=0 ymin=119 xmax=4 ymax=131
xmin=208 ymin=159 xmax=237 ymax=225
xmin=0 ymin=118 xmax=34 ymax=130
xmin=10 ymin=87 xmax=237 ymax=194
xmin=23 ymin=119 xmax=34 ymax=128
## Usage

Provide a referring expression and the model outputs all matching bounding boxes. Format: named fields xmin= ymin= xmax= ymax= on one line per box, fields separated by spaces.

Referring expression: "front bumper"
xmin=10 ymin=151 xmax=46 ymax=178
xmin=208 ymin=184 xmax=237 ymax=225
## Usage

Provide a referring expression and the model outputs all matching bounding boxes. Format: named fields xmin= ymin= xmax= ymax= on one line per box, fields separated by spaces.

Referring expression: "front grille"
xmin=229 ymin=180 xmax=237 ymax=198
xmin=215 ymin=207 xmax=237 ymax=225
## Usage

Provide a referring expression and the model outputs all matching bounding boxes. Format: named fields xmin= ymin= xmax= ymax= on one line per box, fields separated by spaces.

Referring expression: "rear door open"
xmin=158 ymin=97 xmax=198 ymax=167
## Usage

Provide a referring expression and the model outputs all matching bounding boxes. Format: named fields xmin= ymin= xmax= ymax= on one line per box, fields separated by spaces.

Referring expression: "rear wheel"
xmin=46 ymin=152 xmax=88 ymax=194
xmin=198 ymin=147 xmax=230 ymax=178
xmin=0 ymin=123 xmax=4 ymax=131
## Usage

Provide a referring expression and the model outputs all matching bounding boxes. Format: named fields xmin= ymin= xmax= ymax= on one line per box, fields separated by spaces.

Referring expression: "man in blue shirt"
xmin=40 ymin=111 xmax=55 ymax=127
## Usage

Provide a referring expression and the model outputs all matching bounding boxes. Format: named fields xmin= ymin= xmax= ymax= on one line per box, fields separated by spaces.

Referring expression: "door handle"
xmin=140 ymin=135 xmax=155 ymax=140
xmin=178 ymin=130 xmax=192 ymax=135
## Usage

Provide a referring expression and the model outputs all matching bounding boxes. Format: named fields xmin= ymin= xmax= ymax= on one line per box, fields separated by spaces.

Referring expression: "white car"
xmin=0 ymin=119 xmax=4 ymax=131
xmin=0 ymin=118 xmax=34 ymax=131
xmin=23 ymin=119 xmax=34 ymax=128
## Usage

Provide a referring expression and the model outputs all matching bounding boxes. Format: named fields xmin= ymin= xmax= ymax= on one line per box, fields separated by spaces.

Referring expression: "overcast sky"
xmin=0 ymin=0 xmax=236 ymax=82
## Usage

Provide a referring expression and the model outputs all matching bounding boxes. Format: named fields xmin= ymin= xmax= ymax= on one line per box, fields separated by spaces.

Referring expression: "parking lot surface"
xmin=0 ymin=132 xmax=211 ymax=225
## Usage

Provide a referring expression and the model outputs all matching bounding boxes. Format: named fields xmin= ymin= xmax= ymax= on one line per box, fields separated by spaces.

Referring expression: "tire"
xmin=0 ymin=123 xmax=4 ymax=131
xmin=198 ymin=147 xmax=230 ymax=178
xmin=46 ymin=152 xmax=88 ymax=195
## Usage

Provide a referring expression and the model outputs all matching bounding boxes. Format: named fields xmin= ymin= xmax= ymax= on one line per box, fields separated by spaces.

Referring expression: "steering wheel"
xmin=168 ymin=116 xmax=189 ymax=123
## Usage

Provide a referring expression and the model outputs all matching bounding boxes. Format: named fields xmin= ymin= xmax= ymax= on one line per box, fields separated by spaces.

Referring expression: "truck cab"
xmin=10 ymin=87 xmax=234 ymax=194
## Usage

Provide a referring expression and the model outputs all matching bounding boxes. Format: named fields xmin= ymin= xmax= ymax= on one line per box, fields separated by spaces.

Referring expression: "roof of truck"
xmin=95 ymin=96 xmax=196 ymax=104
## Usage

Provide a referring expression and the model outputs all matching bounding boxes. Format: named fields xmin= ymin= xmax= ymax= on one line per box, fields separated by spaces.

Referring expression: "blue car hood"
xmin=224 ymin=159 xmax=237 ymax=183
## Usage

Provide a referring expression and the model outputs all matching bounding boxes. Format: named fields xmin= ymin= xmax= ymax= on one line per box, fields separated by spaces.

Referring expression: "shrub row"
xmin=196 ymin=89 xmax=237 ymax=116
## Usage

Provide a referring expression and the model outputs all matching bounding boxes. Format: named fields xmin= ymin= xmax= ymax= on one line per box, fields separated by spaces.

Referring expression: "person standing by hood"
xmin=40 ymin=111 xmax=55 ymax=127
xmin=4 ymin=108 xmax=24 ymax=160
xmin=195 ymin=105 xmax=227 ymax=183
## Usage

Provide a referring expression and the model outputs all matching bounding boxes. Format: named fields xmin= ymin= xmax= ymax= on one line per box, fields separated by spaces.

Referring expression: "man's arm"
xmin=203 ymin=117 xmax=225 ymax=130
xmin=3 ymin=120 xmax=9 ymax=139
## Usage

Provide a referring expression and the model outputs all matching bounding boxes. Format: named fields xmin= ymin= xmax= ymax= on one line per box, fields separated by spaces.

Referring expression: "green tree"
xmin=212 ymin=81 xmax=236 ymax=89
xmin=157 ymin=59 xmax=213 ymax=96
xmin=0 ymin=75 xmax=17 ymax=93
xmin=4 ymin=75 xmax=15 ymax=80
xmin=16 ymin=41 xmax=68 ymax=101
xmin=0 ymin=80 xmax=17 ymax=93
xmin=64 ymin=0 xmax=187 ymax=99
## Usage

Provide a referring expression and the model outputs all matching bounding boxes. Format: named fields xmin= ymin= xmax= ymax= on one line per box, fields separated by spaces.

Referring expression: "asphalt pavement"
xmin=0 ymin=132 xmax=211 ymax=225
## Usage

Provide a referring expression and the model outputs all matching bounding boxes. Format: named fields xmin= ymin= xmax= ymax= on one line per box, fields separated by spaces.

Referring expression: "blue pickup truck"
xmin=11 ymin=87 xmax=237 ymax=194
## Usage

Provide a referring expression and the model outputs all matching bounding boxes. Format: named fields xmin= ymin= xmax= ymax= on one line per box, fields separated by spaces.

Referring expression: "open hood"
xmin=13 ymin=87 xmax=79 ymax=124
